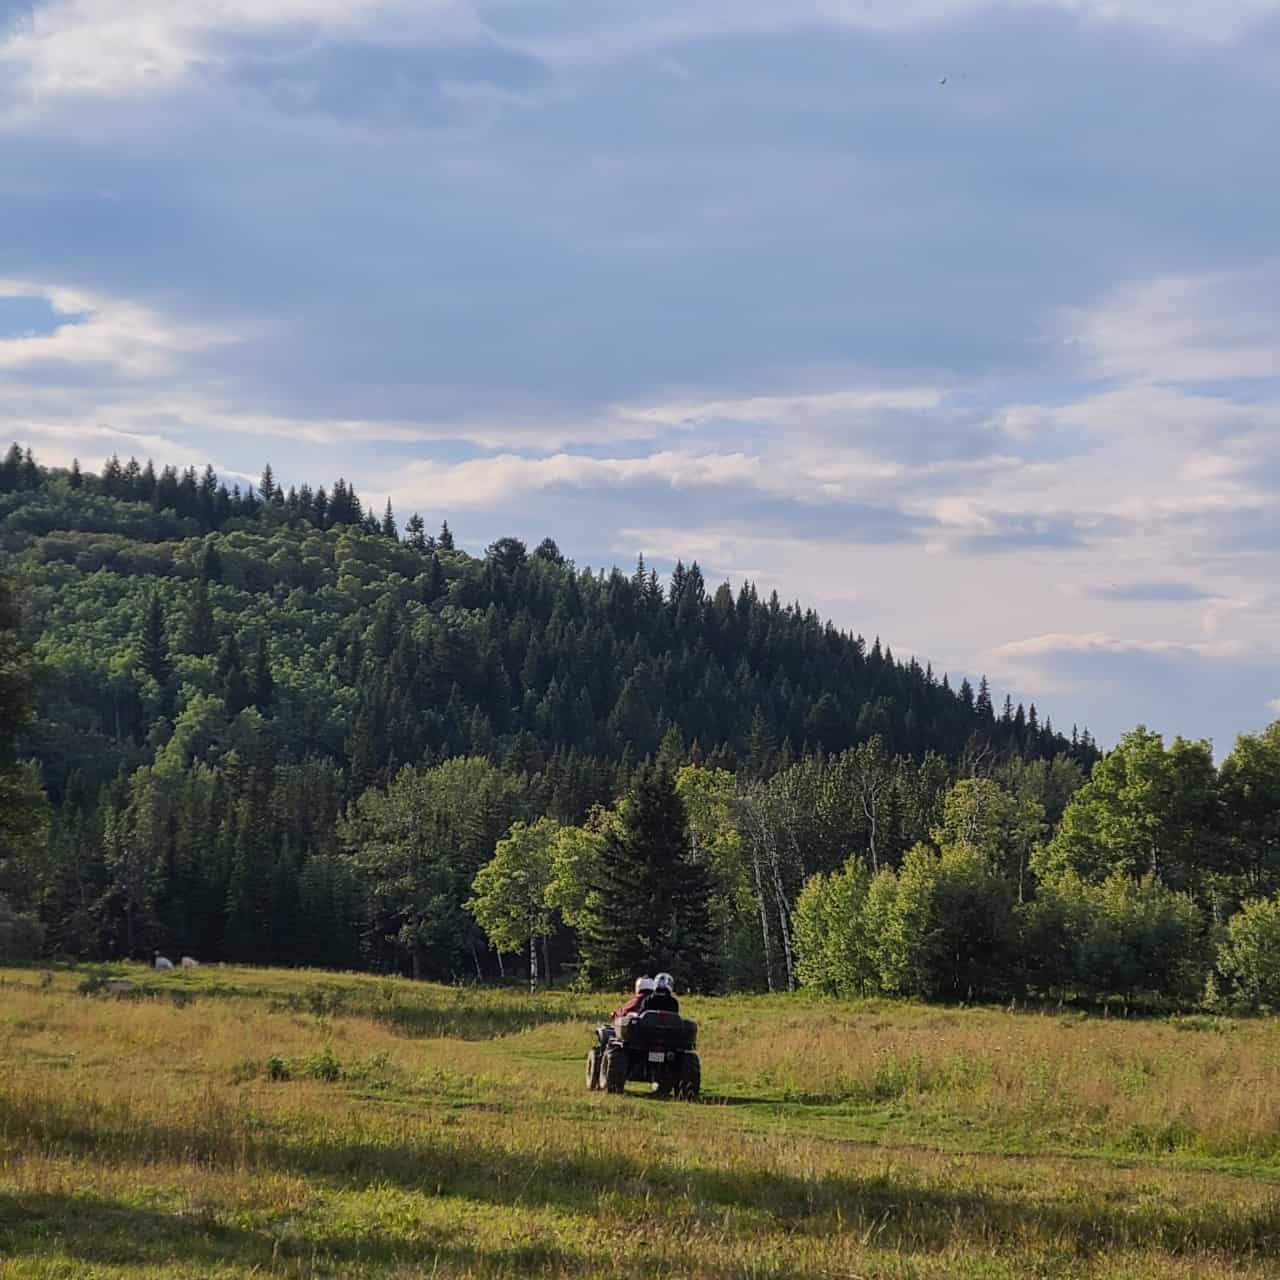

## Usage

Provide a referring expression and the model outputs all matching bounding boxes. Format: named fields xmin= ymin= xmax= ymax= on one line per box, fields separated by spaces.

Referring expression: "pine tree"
xmin=259 ymin=464 xmax=276 ymax=504
xmin=138 ymin=592 xmax=173 ymax=688
xmin=251 ymin=632 xmax=274 ymax=711
xmin=381 ymin=499 xmax=398 ymax=540
xmin=423 ymin=551 xmax=444 ymax=601
xmin=581 ymin=763 xmax=717 ymax=990
xmin=20 ymin=448 xmax=40 ymax=491
xmin=217 ymin=635 xmax=252 ymax=716
xmin=438 ymin=520 xmax=455 ymax=551
xmin=405 ymin=512 xmax=427 ymax=551
xmin=976 ymin=676 xmax=994 ymax=721
xmin=185 ymin=575 xmax=216 ymax=658
xmin=0 ymin=443 xmax=21 ymax=494
xmin=69 ymin=458 xmax=83 ymax=490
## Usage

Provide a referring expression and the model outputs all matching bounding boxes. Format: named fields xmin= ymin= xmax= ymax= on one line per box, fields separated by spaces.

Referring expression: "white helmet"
xmin=654 ymin=972 xmax=675 ymax=992
xmin=634 ymin=976 xmax=656 ymax=994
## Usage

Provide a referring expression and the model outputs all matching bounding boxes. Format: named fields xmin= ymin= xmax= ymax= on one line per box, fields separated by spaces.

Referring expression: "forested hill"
xmin=4 ymin=444 xmax=1092 ymax=807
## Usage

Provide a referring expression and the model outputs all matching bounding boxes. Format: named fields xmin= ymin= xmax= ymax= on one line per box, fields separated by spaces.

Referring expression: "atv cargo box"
xmin=613 ymin=1009 xmax=698 ymax=1051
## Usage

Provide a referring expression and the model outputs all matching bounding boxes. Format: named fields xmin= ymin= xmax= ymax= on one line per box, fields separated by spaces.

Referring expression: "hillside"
xmin=3 ymin=443 xmax=1091 ymax=808
xmin=2 ymin=444 xmax=1108 ymax=983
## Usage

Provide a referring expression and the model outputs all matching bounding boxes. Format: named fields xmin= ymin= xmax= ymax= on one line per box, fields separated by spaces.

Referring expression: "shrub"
xmin=1025 ymin=872 xmax=1208 ymax=1002
xmin=305 ymin=1046 xmax=341 ymax=1082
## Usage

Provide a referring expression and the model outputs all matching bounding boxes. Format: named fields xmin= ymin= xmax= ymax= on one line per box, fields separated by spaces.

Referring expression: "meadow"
xmin=2 ymin=966 xmax=1280 ymax=1278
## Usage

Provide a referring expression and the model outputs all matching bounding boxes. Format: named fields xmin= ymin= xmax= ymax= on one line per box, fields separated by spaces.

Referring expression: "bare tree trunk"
xmin=863 ymin=787 xmax=881 ymax=873
xmin=748 ymin=842 xmax=776 ymax=993
xmin=769 ymin=854 xmax=796 ymax=991
xmin=496 ymin=950 xmax=506 ymax=979
xmin=542 ymin=935 xmax=552 ymax=988
xmin=738 ymin=793 xmax=777 ymax=992
xmin=529 ymin=932 xmax=538 ymax=994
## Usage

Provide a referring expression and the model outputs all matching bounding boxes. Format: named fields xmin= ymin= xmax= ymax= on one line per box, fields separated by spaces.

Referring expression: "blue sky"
xmin=2 ymin=0 xmax=1279 ymax=752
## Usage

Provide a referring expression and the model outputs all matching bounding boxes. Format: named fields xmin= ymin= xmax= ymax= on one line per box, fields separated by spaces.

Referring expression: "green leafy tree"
xmin=341 ymin=758 xmax=526 ymax=979
xmin=872 ymin=843 xmax=1018 ymax=1000
xmin=1219 ymin=724 xmax=1280 ymax=895
xmin=468 ymin=817 xmax=561 ymax=990
xmin=935 ymin=777 xmax=1044 ymax=901
xmin=1035 ymin=728 xmax=1219 ymax=893
xmin=1219 ymin=896 xmax=1280 ymax=1008
xmin=1024 ymin=871 xmax=1207 ymax=1002
xmin=793 ymin=857 xmax=876 ymax=996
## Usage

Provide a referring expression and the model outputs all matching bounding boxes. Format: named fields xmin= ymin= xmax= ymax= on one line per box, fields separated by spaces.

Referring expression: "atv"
xmin=586 ymin=1009 xmax=701 ymax=1099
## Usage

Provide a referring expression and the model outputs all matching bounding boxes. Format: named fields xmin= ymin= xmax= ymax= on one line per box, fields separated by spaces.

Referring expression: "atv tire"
xmin=586 ymin=1047 xmax=602 ymax=1091
xmin=675 ymin=1052 xmax=701 ymax=1100
xmin=603 ymin=1046 xmax=628 ymax=1095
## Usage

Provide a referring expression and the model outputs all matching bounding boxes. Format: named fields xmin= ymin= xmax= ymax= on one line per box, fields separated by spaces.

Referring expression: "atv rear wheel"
xmin=675 ymin=1052 xmax=700 ymax=1100
xmin=603 ymin=1046 xmax=628 ymax=1095
xmin=586 ymin=1047 xmax=602 ymax=1091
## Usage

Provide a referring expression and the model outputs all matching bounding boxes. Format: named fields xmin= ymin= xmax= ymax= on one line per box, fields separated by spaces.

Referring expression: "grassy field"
xmin=3 ymin=966 xmax=1280 ymax=1277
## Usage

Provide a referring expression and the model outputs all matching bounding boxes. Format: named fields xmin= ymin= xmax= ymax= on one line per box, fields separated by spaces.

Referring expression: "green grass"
xmin=2 ymin=965 xmax=1280 ymax=1277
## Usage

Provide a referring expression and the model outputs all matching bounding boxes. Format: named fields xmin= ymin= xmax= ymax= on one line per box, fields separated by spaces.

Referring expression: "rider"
xmin=613 ymin=976 xmax=655 ymax=1019
xmin=644 ymin=972 xmax=679 ymax=1014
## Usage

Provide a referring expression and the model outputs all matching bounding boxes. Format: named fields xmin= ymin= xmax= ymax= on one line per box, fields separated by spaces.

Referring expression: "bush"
xmin=1024 ymin=872 xmax=1208 ymax=1002
xmin=305 ymin=1046 xmax=341 ymax=1082
xmin=1219 ymin=897 xmax=1280 ymax=1008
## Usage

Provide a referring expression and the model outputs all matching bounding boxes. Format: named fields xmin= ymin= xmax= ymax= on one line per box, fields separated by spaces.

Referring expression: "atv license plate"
xmin=648 ymin=1051 xmax=666 ymax=1063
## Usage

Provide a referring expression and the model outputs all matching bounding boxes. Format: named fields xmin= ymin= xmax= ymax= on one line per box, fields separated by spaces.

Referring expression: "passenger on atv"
xmin=613 ymin=975 xmax=655 ymax=1019
xmin=644 ymin=971 xmax=679 ymax=1013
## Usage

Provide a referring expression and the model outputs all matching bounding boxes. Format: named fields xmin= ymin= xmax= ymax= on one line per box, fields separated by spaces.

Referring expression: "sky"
xmin=2 ymin=0 xmax=1279 ymax=752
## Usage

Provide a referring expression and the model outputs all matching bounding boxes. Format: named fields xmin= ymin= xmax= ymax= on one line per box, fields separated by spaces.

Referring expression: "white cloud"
xmin=615 ymin=385 xmax=944 ymax=430
xmin=0 ymin=0 xmax=478 ymax=103
xmin=990 ymin=632 xmax=1241 ymax=661
xmin=0 ymin=279 xmax=239 ymax=375
xmin=1064 ymin=265 xmax=1280 ymax=383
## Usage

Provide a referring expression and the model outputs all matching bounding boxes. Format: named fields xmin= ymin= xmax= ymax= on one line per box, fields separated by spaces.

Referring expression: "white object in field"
xmin=154 ymin=954 xmax=175 ymax=971
xmin=181 ymin=956 xmax=198 ymax=968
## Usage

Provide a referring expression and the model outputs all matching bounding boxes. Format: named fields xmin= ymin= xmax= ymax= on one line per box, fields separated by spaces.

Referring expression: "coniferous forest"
xmin=8 ymin=441 xmax=1280 ymax=1007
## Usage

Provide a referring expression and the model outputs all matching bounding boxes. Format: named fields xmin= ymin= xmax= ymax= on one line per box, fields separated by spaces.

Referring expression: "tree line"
xmin=37 ymin=443 xmax=1280 ymax=1005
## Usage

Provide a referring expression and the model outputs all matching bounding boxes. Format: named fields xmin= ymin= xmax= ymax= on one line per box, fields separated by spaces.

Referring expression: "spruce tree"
xmin=582 ymin=763 xmax=717 ymax=991
xmin=217 ymin=635 xmax=252 ymax=716
xmin=438 ymin=520 xmax=455 ymax=551
xmin=251 ymin=632 xmax=274 ymax=711
xmin=0 ymin=443 xmax=21 ymax=493
xmin=405 ymin=512 xmax=427 ymax=551
xmin=185 ymin=575 xmax=216 ymax=658
xmin=138 ymin=592 xmax=172 ymax=688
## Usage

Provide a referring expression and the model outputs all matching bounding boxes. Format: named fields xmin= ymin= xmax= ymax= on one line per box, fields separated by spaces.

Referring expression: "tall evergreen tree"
xmin=138 ymin=592 xmax=173 ymax=688
xmin=581 ymin=763 xmax=717 ymax=990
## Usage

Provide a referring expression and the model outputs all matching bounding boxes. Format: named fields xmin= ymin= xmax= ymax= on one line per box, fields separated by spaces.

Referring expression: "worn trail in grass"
xmin=2 ymin=966 xmax=1279 ymax=1278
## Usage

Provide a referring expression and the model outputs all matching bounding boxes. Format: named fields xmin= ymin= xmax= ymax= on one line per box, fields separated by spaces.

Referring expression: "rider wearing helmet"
xmin=614 ymin=976 xmax=655 ymax=1019
xmin=644 ymin=972 xmax=679 ymax=1014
